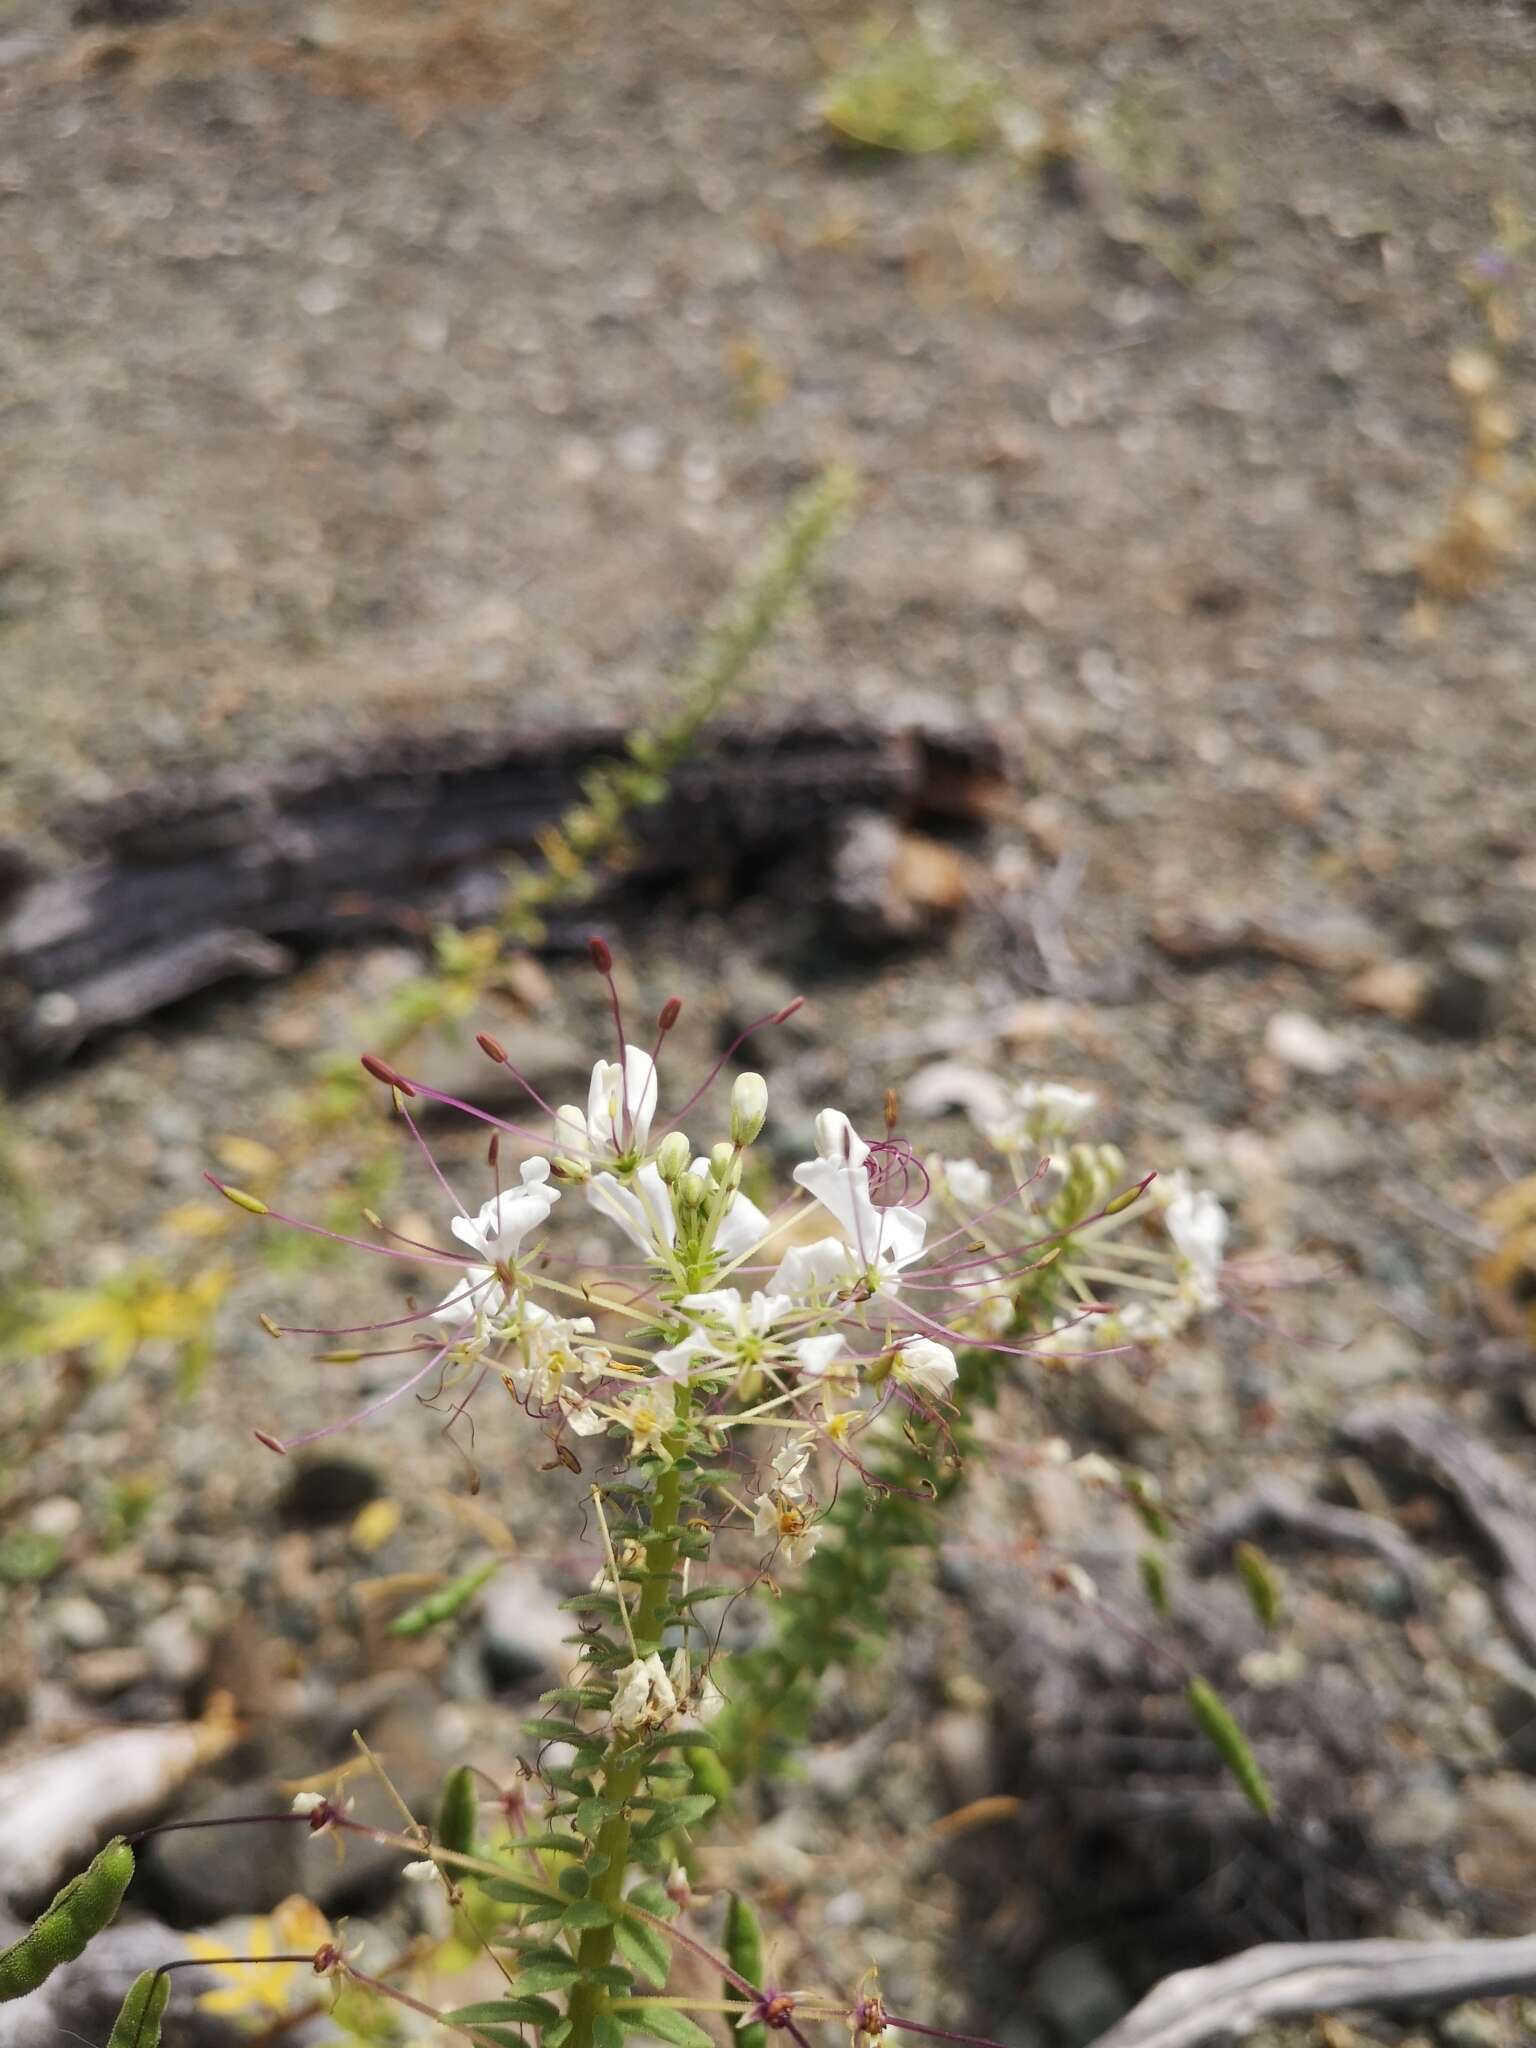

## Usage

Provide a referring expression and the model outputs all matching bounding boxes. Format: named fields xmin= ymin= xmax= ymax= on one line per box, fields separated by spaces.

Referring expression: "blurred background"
xmin=2 ymin=2 xmax=1536 ymax=2044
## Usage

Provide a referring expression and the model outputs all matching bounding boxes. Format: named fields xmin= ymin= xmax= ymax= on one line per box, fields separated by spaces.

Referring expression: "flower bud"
xmin=708 ymin=1140 xmax=740 ymax=1188
xmin=678 ymin=1171 xmax=710 ymax=1211
xmin=553 ymin=1104 xmax=590 ymax=1180
xmin=730 ymin=1070 xmax=768 ymax=1145
xmin=656 ymin=1131 xmax=692 ymax=1183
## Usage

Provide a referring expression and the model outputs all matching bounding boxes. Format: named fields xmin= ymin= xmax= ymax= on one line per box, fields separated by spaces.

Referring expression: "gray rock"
xmin=1032 ymin=1943 xmax=1127 ymax=2046
xmin=0 ymin=1916 xmax=235 ymax=2048
xmin=479 ymin=1567 xmax=575 ymax=1692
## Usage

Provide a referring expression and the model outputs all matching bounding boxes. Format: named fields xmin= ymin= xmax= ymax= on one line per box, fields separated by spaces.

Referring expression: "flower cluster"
xmin=218 ymin=951 xmax=1231 ymax=1760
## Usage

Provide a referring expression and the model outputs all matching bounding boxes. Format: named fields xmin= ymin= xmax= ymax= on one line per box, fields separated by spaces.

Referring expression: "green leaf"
xmin=673 ymin=1582 xmax=736 ymax=1608
xmin=545 ymin=2023 xmax=574 ymax=2048
xmin=618 ymin=2002 xmax=715 ymax=2048
xmin=614 ymin=1916 xmax=671 ymax=1990
xmin=577 ymin=1797 xmax=614 ymax=1837
xmin=725 ymin=1894 xmax=766 ymax=2048
xmin=445 ymin=1998 xmax=563 ymax=2027
xmin=558 ymin=1866 xmax=591 ymax=1898
xmin=477 ymin=1876 xmax=562 ymax=1909
xmin=1186 ymin=1676 xmax=1275 ymax=1819
xmin=515 ymin=1956 xmax=583 ymax=1994
xmin=561 ymin=1900 xmax=616 ymax=1932
xmin=588 ymin=1965 xmax=634 ymax=1989
xmin=632 ymin=1794 xmax=714 ymax=1841
xmin=522 ymin=1719 xmax=592 ymax=1747
xmin=626 ymin=1880 xmax=678 ymax=1922
xmin=594 ymin=2014 xmax=626 ymax=2048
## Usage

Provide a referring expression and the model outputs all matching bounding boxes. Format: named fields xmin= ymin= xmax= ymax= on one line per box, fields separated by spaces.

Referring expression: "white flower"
xmin=771 ymin=1437 xmax=814 ymax=1498
xmin=586 ymin=1046 xmax=659 ymax=1159
xmin=503 ymin=1301 xmax=602 ymax=1406
xmin=612 ymin=1379 xmax=677 ymax=1459
xmin=1072 ymin=1452 xmax=1120 ymax=1490
xmin=891 ymin=1338 xmax=958 ymax=1401
xmin=433 ymin=1264 xmax=507 ymax=1335
xmin=752 ymin=1490 xmax=821 ymax=1567
xmin=792 ymin=1110 xmax=927 ymax=1290
xmin=654 ymin=1288 xmax=795 ymax=1380
xmin=769 ymin=1236 xmax=861 ymax=1303
xmin=290 ymin=1792 xmax=327 ymax=1816
xmin=669 ymin=1646 xmax=725 ymax=1728
xmin=587 ymin=1162 xmax=676 ymax=1259
xmin=791 ymin=1332 xmax=850 ymax=1379
xmin=1165 ymin=1188 xmax=1227 ymax=1309
xmin=402 ymin=1860 xmax=438 ymax=1883
xmin=560 ymin=1392 xmax=611 ymax=1438
xmin=611 ymin=1651 xmax=677 ymax=1732
xmin=450 ymin=1160 xmax=561 ymax=1266
xmin=985 ymin=1081 xmax=1097 ymax=1152
xmin=934 ymin=1156 xmax=993 ymax=1209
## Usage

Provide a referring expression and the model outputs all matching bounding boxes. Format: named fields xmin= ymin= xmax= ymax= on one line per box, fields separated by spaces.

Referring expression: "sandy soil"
xmin=3 ymin=2 xmax=1536 ymax=2043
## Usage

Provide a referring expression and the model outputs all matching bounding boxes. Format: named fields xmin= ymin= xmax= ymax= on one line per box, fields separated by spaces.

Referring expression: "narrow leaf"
xmin=1186 ymin=1676 xmax=1275 ymax=1819
xmin=615 ymin=1915 xmax=671 ymax=1990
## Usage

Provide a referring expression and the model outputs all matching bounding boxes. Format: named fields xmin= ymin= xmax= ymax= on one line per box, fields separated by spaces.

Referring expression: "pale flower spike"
xmin=205 ymin=941 xmax=1244 ymax=2048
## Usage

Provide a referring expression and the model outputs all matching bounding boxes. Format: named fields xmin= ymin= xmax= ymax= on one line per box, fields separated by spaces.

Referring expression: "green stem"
xmin=566 ymin=1435 xmax=688 ymax=2048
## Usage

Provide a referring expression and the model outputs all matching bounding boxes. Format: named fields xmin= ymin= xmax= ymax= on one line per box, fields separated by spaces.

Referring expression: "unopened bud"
xmin=657 ymin=996 xmax=683 ymax=1033
xmin=708 ymin=1140 xmax=740 ymax=1188
xmin=217 ymin=1183 xmax=269 ymax=1216
xmin=655 ymin=1131 xmax=692 ymax=1183
xmin=1104 ymin=1176 xmax=1152 ymax=1216
xmin=678 ymin=1171 xmax=710 ymax=1211
xmin=730 ymin=1071 xmax=768 ymax=1146
xmin=588 ymin=934 xmax=614 ymax=974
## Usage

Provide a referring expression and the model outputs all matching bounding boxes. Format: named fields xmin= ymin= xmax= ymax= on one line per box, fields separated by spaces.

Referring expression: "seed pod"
xmin=1234 ymin=1541 xmax=1283 ymax=1632
xmin=437 ymin=1765 xmax=479 ymax=1859
xmin=0 ymin=1836 xmax=135 ymax=2002
xmin=108 ymin=1968 xmax=169 ymax=2048
xmin=388 ymin=1558 xmax=499 ymax=1638
xmin=1186 ymin=1677 xmax=1275 ymax=1820
xmin=724 ymin=1894 xmax=766 ymax=2048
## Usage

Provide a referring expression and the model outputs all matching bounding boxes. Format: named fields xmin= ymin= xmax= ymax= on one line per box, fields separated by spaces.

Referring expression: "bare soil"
xmin=3 ymin=2 xmax=1536 ymax=2043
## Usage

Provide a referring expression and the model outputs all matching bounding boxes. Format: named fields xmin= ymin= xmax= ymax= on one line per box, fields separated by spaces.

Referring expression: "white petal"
xmin=792 ymin=1333 xmax=847 ymax=1379
xmin=586 ymin=1164 xmax=676 ymax=1257
xmin=714 ymin=1188 xmax=771 ymax=1261
xmin=770 ymin=1238 xmax=857 ymax=1302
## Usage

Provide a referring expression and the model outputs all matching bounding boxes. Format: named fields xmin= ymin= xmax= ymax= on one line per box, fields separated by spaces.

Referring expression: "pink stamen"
xmin=256 ymin=1342 xmax=453 ymax=1453
xmin=653 ymin=1002 xmax=805 ymax=1137
xmin=204 ymin=1177 xmax=463 ymax=1266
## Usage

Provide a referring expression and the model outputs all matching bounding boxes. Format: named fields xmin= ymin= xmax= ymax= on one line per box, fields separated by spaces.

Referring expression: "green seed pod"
xmin=724 ymin=1893 xmax=766 ymax=2048
xmin=388 ymin=1557 xmax=499 ymax=1637
xmin=108 ymin=1968 xmax=169 ymax=2048
xmin=1234 ymin=1541 xmax=1283 ymax=1632
xmin=1186 ymin=1677 xmax=1275 ymax=1820
xmin=1138 ymin=1548 xmax=1170 ymax=1618
xmin=0 ymin=1836 xmax=135 ymax=2002
xmin=437 ymin=1765 xmax=479 ymax=1859
xmin=1124 ymin=1473 xmax=1170 ymax=1541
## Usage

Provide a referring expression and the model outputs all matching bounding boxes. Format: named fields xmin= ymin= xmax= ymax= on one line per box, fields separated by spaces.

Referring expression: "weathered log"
xmin=0 ymin=723 xmax=1001 ymax=1069
xmin=1087 ymin=1933 xmax=1536 ymax=2048
xmin=1339 ymin=1400 xmax=1536 ymax=1660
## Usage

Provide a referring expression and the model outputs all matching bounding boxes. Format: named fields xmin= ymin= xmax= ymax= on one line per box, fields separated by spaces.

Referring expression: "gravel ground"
xmin=3 ymin=2 xmax=1536 ymax=2043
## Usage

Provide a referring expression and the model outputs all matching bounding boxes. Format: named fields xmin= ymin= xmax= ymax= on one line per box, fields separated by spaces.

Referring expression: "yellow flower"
xmin=187 ymin=1895 xmax=332 ymax=2020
